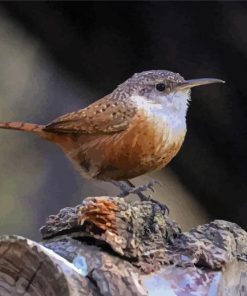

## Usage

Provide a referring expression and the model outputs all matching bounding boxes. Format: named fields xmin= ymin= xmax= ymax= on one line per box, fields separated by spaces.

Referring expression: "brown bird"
xmin=0 ymin=70 xmax=224 ymax=199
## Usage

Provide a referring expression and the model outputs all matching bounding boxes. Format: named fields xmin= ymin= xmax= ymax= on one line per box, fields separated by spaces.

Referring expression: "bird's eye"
xmin=156 ymin=83 xmax=166 ymax=92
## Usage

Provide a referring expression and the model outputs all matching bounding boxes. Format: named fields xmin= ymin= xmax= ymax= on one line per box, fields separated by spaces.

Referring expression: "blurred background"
xmin=0 ymin=2 xmax=246 ymax=240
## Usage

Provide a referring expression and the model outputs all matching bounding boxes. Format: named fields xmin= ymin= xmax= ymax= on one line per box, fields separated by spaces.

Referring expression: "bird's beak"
xmin=178 ymin=78 xmax=225 ymax=90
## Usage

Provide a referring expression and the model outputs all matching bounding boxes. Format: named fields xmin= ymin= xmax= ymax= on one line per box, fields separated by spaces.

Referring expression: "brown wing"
xmin=44 ymin=95 xmax=137 ymax=134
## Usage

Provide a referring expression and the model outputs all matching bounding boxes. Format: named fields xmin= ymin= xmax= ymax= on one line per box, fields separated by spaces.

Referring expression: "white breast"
xmin=132 ymin=94 xmax=188 ymax=143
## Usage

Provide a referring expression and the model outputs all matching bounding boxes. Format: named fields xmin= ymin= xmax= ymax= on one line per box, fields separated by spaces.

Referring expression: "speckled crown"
xmin=131 ymin=70 xmax=185 ymax=84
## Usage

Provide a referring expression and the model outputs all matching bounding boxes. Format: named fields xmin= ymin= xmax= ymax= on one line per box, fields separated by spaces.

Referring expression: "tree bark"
xmin=0 ymin=196 xmax=247 ymax=295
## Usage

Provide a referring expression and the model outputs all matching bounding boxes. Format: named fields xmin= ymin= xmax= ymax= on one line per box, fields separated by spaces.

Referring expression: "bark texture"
xmin=1 ymin=196 xmax=247 ymax=295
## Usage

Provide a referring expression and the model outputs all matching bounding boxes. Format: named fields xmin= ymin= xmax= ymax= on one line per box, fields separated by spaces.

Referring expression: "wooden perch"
xmin=0 ymin=196 xmax=247 ymax=295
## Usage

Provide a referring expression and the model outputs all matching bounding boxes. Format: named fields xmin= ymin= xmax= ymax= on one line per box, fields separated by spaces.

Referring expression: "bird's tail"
xmin=0 ymin=121 xmax=44 ymax=133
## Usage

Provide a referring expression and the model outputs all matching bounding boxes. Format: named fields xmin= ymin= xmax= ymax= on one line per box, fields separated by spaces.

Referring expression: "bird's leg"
xmin=111 ymin=179 xmax=161 ymax=200
xmin=124 ymin=179 xmax=162 ymax=200
xmin=111 ymin=180 xmax=169 ymax=215
xmin=110 ymin=180 xmax=134 ymax=197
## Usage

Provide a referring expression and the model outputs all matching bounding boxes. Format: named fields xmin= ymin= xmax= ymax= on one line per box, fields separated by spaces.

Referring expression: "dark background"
xmin=0 ymin=2 xmax=246 ymax=238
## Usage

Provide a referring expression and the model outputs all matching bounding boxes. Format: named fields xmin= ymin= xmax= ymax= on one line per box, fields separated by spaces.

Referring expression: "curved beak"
xmin=178 ymin=78 xmax=225 ymax=90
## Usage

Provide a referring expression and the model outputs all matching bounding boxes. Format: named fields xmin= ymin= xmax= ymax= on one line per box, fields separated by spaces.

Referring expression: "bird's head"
xmin=118 ymin=70 xmax=225 ymax=116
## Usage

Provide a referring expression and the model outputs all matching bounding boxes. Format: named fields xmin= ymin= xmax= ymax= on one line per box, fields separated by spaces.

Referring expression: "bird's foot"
xmin=111 ymin=180 xmax=169 ymax=215
xmin=117 ymin=180 xmax=161 ymax=198
xmin=110 ymin=180 xmax=135 ymax=197
xmin=128 ymin=180 xmax=162 ymax=197
xmin=150 ymin=198 xmax=170 ymax=215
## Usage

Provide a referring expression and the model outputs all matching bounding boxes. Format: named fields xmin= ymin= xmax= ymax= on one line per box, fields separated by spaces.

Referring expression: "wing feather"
xmin=44 ymin=95 xmax=137 ymax=134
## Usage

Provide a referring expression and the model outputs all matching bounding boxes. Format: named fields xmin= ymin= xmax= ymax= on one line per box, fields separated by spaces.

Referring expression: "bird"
xmin=0 ymin=70 xmax=224 ymax=199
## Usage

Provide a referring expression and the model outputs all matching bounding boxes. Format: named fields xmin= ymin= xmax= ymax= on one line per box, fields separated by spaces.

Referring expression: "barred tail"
xmin=0 ymin=121 xmax=44 ymax=133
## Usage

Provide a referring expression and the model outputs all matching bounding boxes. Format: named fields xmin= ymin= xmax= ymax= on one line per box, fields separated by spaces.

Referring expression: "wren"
xmin=0 ymin=70 xmax=224 ymax=197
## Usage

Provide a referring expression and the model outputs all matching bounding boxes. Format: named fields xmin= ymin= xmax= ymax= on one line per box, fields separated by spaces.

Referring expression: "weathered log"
xmin=0 ymin=196 xmax=247 ymax=295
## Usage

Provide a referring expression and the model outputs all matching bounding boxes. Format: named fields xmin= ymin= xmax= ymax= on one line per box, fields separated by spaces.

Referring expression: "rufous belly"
xmin=50 ymin=114 xmax=186 ymax=181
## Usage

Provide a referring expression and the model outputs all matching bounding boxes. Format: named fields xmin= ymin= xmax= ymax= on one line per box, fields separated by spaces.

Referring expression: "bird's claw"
xmin=116 ymin=179 xmax=161 ymax=199
xmin=151 ymin=198 xmax=170 ymax=215
xmin=112 ymin=179 xmax=169 ymax=215
xmin=146 ymin=180 xmax=162 ymax=192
